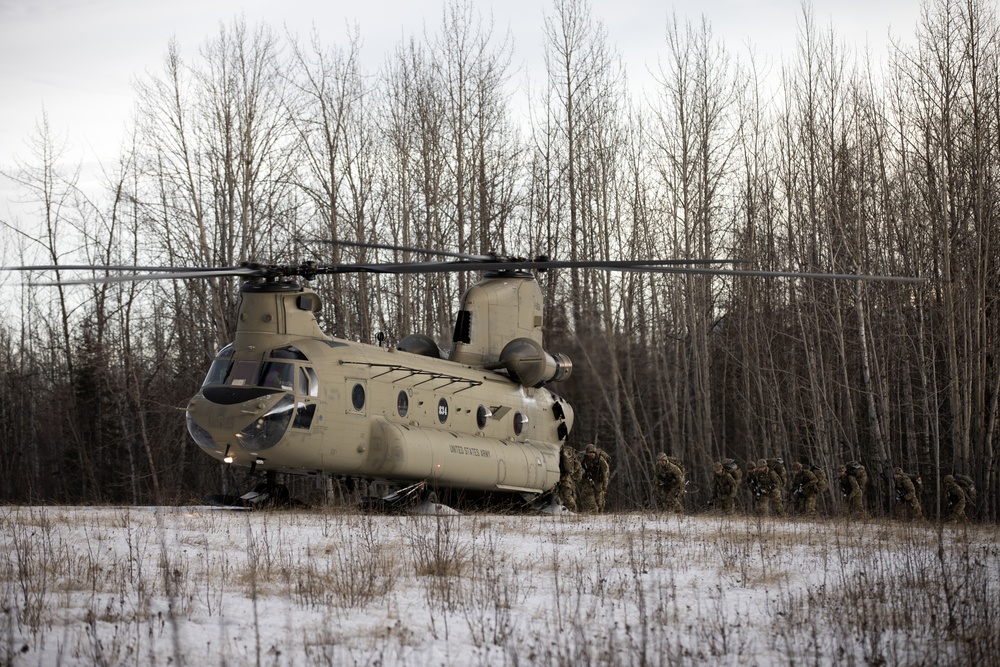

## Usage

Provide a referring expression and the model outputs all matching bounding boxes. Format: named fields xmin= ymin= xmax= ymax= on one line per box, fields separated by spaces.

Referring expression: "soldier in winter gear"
xmin=790 ymin=461 xmax=819 ymax=516
xmin=893 ymin=467 xmax=923 ymax=520
xmin=710 ymin=461 xmax=737 ymax=515
xmin=654 ymin=453 xmax=685 ymax=513
xmin=579 ymin=444 xmax=610 ymax=513
xmin=753 ymin=459 xmax=784 ymax=517
xmin=943 ymin=474 xmax=967 ymax=523
xmin=838 ymin=464 xmax=864 ymax=517
xmin=557 ymin=442 xmax=583 ymax=511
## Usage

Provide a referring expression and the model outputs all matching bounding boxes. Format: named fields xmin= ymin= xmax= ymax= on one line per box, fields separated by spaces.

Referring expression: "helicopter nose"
xmin=187 ymin=390 xmax=293 ymax=454
xmin=233 ymin=395 xmax=295 ymax=451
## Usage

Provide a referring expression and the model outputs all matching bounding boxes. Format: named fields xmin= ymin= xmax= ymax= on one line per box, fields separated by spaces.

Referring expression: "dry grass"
xmin=1 ymin=506 xmax=998 ymax=666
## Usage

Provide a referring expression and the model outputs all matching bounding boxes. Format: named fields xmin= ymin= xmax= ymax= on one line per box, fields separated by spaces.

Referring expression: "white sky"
xmin=0 ymin=0 xmax=921 ymax=214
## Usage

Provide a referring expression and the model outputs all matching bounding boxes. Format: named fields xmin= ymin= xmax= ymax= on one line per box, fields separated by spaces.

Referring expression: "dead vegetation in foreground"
xmin=1 ymin=506 xmax=998 ymax=666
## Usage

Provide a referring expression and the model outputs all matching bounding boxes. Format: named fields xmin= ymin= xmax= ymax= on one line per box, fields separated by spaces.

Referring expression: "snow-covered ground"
xmin=2 ymin=506 xmax=998 ymax=666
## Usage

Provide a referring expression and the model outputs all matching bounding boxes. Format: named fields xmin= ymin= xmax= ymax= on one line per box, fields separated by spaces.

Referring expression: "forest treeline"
xmin=0 ymin=0 xmax=997 ymax=520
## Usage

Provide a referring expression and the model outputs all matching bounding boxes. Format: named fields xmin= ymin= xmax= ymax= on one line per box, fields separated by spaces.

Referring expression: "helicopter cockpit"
xmin=201 ymin=344 xmax=313 ymax=391
xmin=188 ymin=344 xmax=320 ymax=454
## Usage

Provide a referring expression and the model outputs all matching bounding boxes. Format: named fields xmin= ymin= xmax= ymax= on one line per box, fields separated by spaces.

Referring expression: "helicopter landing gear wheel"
xmin=203 ymin=471 xmax=306 ymax=509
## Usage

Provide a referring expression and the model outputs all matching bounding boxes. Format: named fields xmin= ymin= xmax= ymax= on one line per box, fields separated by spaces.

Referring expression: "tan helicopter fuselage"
xmin=185 ymin=276 xmax=575 ymax=496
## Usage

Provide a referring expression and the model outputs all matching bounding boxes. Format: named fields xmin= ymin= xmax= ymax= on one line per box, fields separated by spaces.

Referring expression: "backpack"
xmin=811 ymin=465 xmax=829 ymax=494
xmin=846 ymin=461 xmax=868 ymax=488
xmin=954 ymin=474 xmax=977 ymax=503
xmin=767 ymin=458 xmax=787 ymax=485
xmin=665 ymin=456 xmax=687 ymax=478
xmin=598 ymin=448 xmax=612 ymax=468
xmin=722 ymin=458 xmax=742 ymax=486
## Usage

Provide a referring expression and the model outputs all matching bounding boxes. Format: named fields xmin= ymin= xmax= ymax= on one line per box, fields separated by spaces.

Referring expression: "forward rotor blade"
xmin=304 ymin=239 xmax=495 ymax=262
xmin=26 ymin=266 xmax=261 ymax=285
xmin=2 ymin=264 xmax=208 ymax=272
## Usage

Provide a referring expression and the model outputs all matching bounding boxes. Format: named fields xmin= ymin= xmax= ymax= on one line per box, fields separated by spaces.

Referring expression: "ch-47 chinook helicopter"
xmin=7 ymin=243 xmax=921 ymax=511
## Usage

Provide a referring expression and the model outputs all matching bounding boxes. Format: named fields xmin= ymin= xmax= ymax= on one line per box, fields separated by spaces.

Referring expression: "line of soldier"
xmin=557 ymin=442 xmax=976 ymax=521
xmin=655 ymin=455 xmax=974 ymax=522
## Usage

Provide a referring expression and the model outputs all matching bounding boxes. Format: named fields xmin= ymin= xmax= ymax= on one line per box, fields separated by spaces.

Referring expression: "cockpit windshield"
xmin=226 ymin=361 xmax=259 ymax=386
xmin=200 ymin=347 xmax=298 ymax=392
xmin=258 ymin=361 xmax=294 ymax=390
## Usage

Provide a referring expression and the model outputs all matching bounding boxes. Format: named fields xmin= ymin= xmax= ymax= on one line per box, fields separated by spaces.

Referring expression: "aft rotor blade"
xmin=625 ymin=266 xmax=926 ymax=283
xmin=325 ymin=257 xmax=745 ymax=275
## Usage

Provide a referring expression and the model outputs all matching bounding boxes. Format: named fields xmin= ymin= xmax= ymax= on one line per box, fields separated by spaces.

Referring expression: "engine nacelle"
xmin=499 ymin=337 xmax=573 ymax=387
xmin=397 ymin=333 xmax=443 ymax=359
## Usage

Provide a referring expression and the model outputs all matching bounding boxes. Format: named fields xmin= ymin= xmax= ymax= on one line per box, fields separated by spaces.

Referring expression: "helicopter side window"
xmin=292 ymin=367 xmax=318 ymax=429
xmin=352 ymin=384 xmax=366 ymax=411
xmin=258 ymin=362 xmax=294 ymax=390
xmin=513 ymin=411 xmax=526 ymax=436
xmin=476 ymin=405 xmax=491 ymax=430
xmin=293 ymin=403 xmax=316 ymax=429
xmin=271 ymin=345 xmax=308 ymax=361
xmin=203 ymin=359 xmax=232 ymax=386
xmin=298 ymin=367 xmax=319 ymax=397
xmin=226 ymin=361 xmax=259 ymax=387
xmin=202 ymin=344 xmax=235 ymax=386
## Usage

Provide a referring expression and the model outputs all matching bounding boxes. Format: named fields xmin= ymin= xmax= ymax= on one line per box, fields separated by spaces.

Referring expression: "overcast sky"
xmin=0 ymin=0 xmax=921 ymax=211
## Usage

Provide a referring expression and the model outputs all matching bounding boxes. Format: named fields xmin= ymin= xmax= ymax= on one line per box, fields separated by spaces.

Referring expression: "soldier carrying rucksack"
xmin=811 ymin=464 xmax=829 ymax=495
xmin=767 ymin=457 xmax=788 ymax=488
xmin=838 ymin=464 xmax=864 ymax=517
xmin=579 ymin=444 xmax=610 ymax=513
xmin=755 ymin=458 xmax=784 ymax=516
xmin=558 ymin=442 xmax=584 ymax=511
xmin=893 ymin=467 xmax=923 ymax=520
xmin=721 ymin=458 xmax=742 ymax=492
xmin=943 ymin=475 xmax=966 ymax=522
xmin=654 ymin=453 xmax=685 ymax=513
xmin=710 ymin=461 xmax=738 ymax=515
xmin=954 ymin=473 xmax=977 ymax=504
xmin=845 ymin=460 xmax=868 ymax=489
xmin=790 ymin=461 xmax=819 ymax=516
